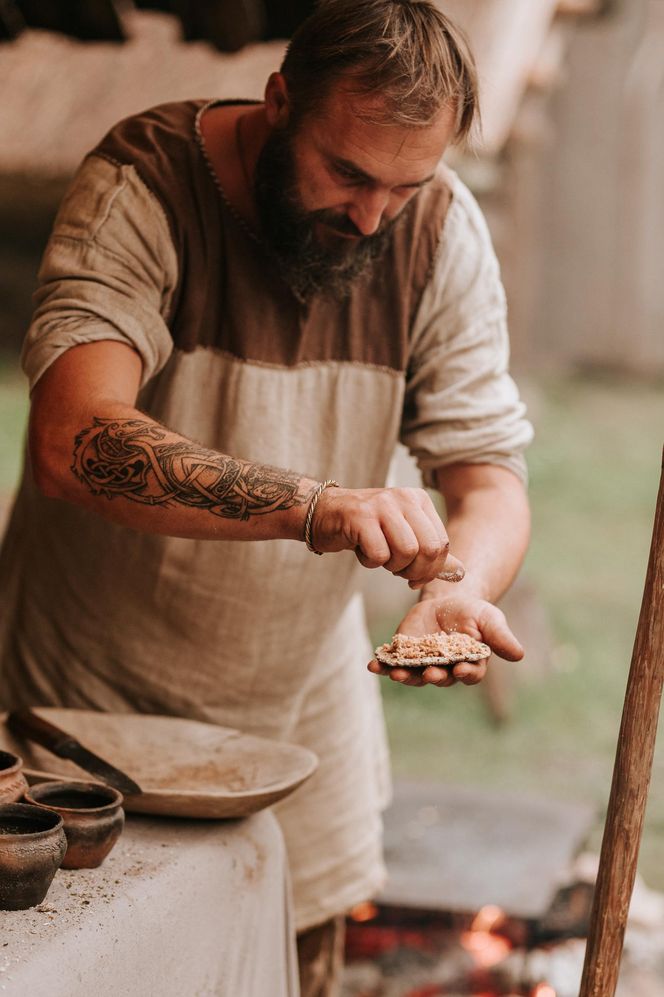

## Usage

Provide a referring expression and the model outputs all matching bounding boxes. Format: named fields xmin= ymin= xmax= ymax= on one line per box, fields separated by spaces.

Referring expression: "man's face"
xmin=254 ymin=82 xmax=457 ymax=300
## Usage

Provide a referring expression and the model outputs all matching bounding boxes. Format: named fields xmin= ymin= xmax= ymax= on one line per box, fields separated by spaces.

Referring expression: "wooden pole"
xmin=579 ymin=449 xmax=664 ymax=997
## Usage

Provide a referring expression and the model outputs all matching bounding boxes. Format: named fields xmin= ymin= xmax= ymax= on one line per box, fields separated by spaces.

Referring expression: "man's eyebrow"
xmin=330 ymin=155 xmax=435 ymax=188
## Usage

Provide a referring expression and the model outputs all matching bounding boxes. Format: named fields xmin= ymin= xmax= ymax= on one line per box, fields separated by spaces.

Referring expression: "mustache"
xmin=313 ymin=211 xmax=364 ymax=237
xmin=312 ymin=210 xmax=394 ymax=240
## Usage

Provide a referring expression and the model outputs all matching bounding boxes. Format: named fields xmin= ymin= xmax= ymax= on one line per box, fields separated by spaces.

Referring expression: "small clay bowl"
xmin=25 ymin=781 xmax=125 ymax=869
xmin=0 ymin=802 xmax=67 ymax=910
xmin=0 ymin=750 xmax=29 ymax=805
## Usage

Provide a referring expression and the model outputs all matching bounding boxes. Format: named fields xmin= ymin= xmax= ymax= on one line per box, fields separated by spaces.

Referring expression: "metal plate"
xmin=1 ymin=709 xmax=318 ymax=819
xmin=380 ymin=780 xmax=595 ymax=919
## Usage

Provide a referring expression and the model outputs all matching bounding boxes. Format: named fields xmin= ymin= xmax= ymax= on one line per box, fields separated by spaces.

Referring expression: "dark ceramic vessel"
xmin=25 ymin=781 xmax=125 ymax=869
xmin=0 ymin=802 xmax=67 ymax=909
xmin=0 ymin=750 xmax=29 ymax=805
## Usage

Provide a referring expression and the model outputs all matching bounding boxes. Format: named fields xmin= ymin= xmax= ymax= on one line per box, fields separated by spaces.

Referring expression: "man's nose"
xmin=347 ymin=189 xmax=390 ymax=236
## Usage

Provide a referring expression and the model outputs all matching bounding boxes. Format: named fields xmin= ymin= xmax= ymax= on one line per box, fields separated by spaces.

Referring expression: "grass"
xmin=2 ymin=358 xmax=664 ymax=887
xmin=378 ymin=371 xmax=664 ymax=889
xmin=0 ymin=353 xmax=28 ymax=494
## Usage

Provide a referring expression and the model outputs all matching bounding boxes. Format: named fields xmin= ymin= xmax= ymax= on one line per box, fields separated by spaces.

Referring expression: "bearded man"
xmin=0 ymin=1 xmax=533 ymax=993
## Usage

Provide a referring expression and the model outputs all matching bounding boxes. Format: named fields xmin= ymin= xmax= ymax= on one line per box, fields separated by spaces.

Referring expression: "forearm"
xmin=419 ymin=463 xmax=530 ymax=604
xmin=31 ymin=399 xmax=318 ymax=542
xmin=27 ymin=342 xmax=479 ymax=583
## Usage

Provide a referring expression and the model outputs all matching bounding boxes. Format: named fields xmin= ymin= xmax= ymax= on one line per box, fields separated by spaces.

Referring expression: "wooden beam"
xmin=441 ymin=0 xmax=559 ymax=154
xmin=579 ymin=449 xmax=664 ymax=996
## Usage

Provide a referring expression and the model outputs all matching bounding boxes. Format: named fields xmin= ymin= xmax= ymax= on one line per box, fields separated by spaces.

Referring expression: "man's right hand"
xmin=311 ymin=485 xmax=462 ymax=588
xmin=28 ymin=341 xmax=463 ymax=575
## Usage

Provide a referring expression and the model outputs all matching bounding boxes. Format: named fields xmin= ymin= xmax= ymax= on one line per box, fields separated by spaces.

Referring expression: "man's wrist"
xmin=303 ymin=479 xmax=340 ymax=554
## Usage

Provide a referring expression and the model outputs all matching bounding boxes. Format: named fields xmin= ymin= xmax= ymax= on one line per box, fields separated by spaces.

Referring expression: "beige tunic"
xmin=0 ymin=112 xmax=532 ymax=929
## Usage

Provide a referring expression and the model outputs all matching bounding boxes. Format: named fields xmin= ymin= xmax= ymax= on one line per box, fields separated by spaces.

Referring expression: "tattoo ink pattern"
xmin=72 ymin=418 xmax=312 ymax=520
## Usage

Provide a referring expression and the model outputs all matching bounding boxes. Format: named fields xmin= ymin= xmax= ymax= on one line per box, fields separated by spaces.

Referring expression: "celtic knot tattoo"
xmin=72 ymin=418 xmax=311 ymax=520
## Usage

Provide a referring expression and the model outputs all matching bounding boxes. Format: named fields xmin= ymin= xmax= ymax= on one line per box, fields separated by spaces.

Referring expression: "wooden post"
xmin=579 ymin=449 xmax=664 ymax=996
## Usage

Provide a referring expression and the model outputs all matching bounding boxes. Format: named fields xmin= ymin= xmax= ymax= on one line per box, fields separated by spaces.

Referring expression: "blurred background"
xmin=1 ymin=1 xmax=663 ymax=989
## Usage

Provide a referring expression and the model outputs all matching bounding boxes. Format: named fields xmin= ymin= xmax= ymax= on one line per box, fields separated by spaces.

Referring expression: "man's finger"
xmin=451 ymin=660 xmax=488 ymax=685
xmin=355 ymin=523 xmax=391 ymax=569
xmin=391 ymin=508 xmax=449 ymax=582
xmin=414 ymin=496 xmax=464 ymax=581
xmin=407 ymin=553 xmax=465 ymax=589
xmin=388 ymin=666 xmax=421 ymax=683
xmin=397 ymin=672 xmax=427 ymax=687
xmin=367 ymin=660 xmax=427 ymax=686
xmin=422 ymin=665 xmax=456 ymax=687
xmin=379 ymin=514 xmax=421 ymax=574
xmin=418 ymin=491 xmax=450 ymax=540
xmin=476 ymin=606 xmax=524 ymax=661
xmin=435 ymin=553 xmax=465 ymax=582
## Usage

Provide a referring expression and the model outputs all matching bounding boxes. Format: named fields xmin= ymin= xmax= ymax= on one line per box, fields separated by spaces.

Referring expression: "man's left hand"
xmin=367 ymin=595 xmax=524 ymax=688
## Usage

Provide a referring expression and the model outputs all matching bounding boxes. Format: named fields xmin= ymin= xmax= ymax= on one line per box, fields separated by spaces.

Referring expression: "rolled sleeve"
xmin=21 ymin=155 xmax=177 ymax=392
xmin=400 ymin=174 xmax=533 ymax=487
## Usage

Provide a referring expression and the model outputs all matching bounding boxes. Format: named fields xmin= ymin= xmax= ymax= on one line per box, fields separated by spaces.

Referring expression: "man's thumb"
xmin=481 ymin=606 xmax=524 ymax=661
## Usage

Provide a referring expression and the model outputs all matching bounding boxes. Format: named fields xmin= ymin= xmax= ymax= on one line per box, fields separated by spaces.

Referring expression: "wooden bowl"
xmin=0 ymin=803 xmax=67 ymax=909
xmin=25 ymin=781 xmax=124 ymax=869
xmin=0 ymin=750 xmax=28 ymax=805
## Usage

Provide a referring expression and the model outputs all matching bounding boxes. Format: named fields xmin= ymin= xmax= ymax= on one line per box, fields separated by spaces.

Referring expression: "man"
xmin=0 ymin=1 xmax=532 ymax=993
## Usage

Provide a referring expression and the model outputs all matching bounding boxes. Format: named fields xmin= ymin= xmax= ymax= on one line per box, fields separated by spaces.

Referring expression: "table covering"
xmin=0 ymin=810 xmax=299 ymax=996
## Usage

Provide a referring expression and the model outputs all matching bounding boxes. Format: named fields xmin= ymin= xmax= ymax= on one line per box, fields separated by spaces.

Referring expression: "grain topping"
xmin=374 ymin=631 xmax=491 ymax=668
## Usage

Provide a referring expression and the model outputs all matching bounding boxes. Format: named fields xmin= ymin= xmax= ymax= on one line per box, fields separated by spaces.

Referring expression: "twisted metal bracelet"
xmin=304 ymin=479 xmax=340 ymax=555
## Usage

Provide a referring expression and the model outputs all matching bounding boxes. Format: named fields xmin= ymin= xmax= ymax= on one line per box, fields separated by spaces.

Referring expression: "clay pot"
xmin=25 ymin=781 xmax=124 ymax=869
xmin=0 ymin=750 xmax=29 ymax=805
xmin=0 ymin=802 xmax=67 ymax=910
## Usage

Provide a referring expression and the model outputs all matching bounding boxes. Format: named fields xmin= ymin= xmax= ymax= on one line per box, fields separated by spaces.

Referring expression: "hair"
xmin=279 ymin=0 xmax=479 ymax=142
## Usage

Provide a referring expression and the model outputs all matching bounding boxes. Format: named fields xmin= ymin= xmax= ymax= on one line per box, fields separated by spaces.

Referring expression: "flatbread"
xmin=374 ymin=631 xmax=491 ymax=668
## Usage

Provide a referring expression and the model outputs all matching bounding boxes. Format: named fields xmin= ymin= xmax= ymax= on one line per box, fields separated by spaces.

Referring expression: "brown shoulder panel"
xmin=200 ymin=174 xmax=453 ymax=372
xmin=91 ymin=99 xmax=216 ymax=352
xmin=89 ymin=103 xmax=453 ymax=372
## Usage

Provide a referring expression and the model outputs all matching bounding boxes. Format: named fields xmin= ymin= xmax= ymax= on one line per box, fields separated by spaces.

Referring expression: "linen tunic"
xmin=0 ymin=101 xmax=533 ymax=930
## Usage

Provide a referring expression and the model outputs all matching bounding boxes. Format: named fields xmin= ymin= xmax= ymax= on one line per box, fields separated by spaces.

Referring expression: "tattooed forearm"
xmin=71 ymin=418 xmax=315 ymax=520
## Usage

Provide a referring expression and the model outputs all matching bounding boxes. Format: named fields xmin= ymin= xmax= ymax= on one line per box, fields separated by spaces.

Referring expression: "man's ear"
xmin=264 ymin=72 xmax=291 ymax=129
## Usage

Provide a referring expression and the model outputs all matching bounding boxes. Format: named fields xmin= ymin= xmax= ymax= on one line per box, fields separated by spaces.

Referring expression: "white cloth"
xmin=0 ymin=810 xmax=300 ymax=997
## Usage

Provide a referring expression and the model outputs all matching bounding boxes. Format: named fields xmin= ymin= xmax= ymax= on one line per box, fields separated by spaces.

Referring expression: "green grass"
xmin=0 ymin=353 xmax=28 ymax=493
xmin=379 ymin=371 xmax=664 ymax=888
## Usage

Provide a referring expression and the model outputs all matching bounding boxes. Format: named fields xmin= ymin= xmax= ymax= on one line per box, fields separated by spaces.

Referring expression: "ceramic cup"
xmin=25 ymin=781 xmax=125 ymax=869
xmin=0 ymin=802 xmax=68 ymax=909
xmin=0 ymin=750 xmax=29 ymax=805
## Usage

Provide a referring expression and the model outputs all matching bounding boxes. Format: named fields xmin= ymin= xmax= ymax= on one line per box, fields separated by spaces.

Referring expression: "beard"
xmin=253 ymin=125 xmax=398 ymax=302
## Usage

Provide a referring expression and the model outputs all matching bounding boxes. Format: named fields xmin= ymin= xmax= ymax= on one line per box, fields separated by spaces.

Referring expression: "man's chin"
xmin=278 ymin=245 xmax=383 ymax=302
xmin=259 ymin=207 xmax=397 ymax=301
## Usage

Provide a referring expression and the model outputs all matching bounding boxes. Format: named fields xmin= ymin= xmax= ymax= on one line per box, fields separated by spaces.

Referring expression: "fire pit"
xmin=342 ymin=781 xmax=664 ymax=997
xmin=343 ymin=898 xmax=588 ymax=996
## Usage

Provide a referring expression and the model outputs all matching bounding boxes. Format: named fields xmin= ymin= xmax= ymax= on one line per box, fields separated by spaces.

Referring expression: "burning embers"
xmin=344 ymin=853 xmax=664 ymax=995
xmin=344 ymin=901 xmax=565 ymax=996
xmin=459 ymin=906 xmax=512 ymax=970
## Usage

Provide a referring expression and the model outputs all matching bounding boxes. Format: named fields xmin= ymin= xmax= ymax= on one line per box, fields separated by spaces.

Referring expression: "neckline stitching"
xmin=193 ymin=98 xmax=265 ymax=249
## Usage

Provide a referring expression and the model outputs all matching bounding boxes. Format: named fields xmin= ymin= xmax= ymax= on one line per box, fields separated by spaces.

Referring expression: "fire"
xmin=460 ymin=929 xmax=511 ymax=968
xmin=531 ymin=986 xmax=557 ymax=997
xmin=459 ymin=905 xmax=511 ymax=968
xmin=349 ymin=901 xmax=379 ymax=923
xmin=470 ymin=904 xmax=507 ymax=933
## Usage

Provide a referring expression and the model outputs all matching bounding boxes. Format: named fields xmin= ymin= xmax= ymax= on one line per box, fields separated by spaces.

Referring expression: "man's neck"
xmin=199 ymin=102 xmax=269 ymax=230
